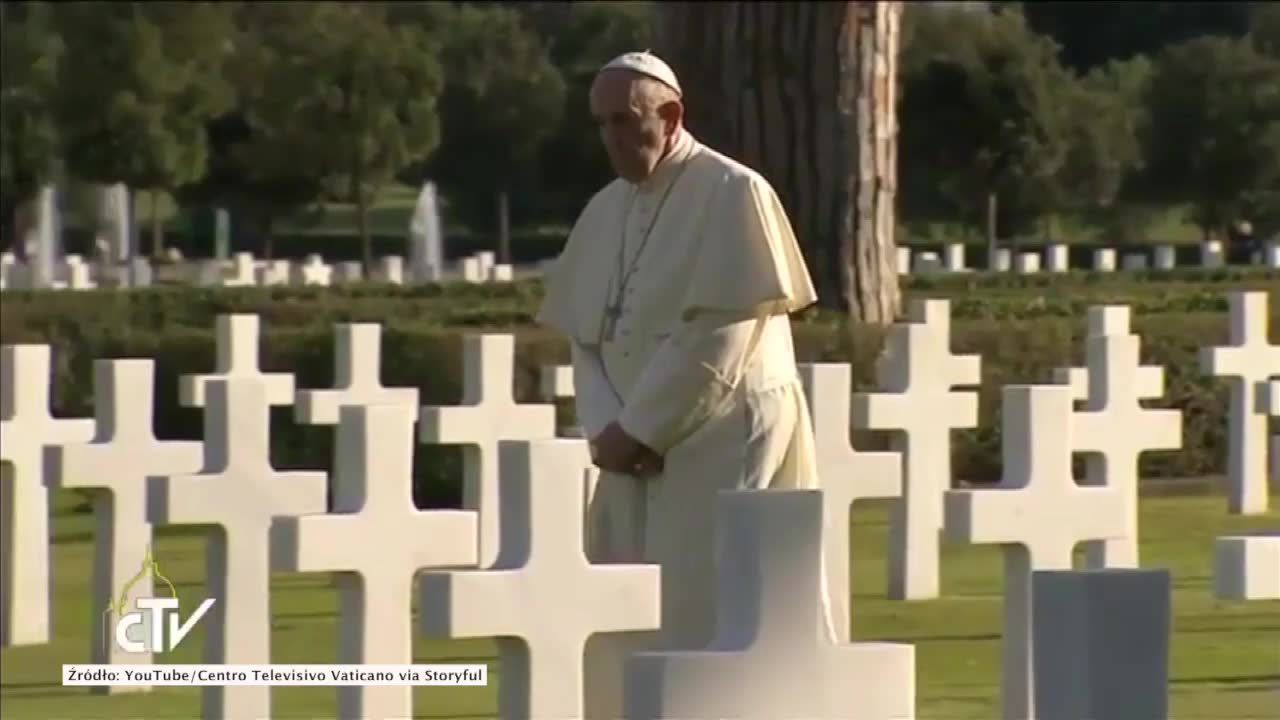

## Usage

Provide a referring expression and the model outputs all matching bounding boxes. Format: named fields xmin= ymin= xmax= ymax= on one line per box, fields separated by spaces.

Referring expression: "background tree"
xmin=0 ymin=1 xmax=63 ymax=252
xmin=900 ymin=5 xmax=1076 ymax=251
xmin=50 ymin=1 xmax=235 ymax=259
xmin=394 ymin=3 xmax=565 ymax=264
xmin=653 ymin=1 xmax=903 ymax=323
xmin=1251 ymin=2 xmax=1280 ymax=59
xmin=1133 ymin=35 xmax=1280 ymax=242
xmin=245 ymin=2 xmax=445 ymax=271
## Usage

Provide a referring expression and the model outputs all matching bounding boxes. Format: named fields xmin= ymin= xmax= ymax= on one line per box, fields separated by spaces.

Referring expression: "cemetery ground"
xmin=0 ymin=488 xmax=1276 ymax=719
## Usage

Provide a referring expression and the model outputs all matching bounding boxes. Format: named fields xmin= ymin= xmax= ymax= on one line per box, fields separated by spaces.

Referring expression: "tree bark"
xmin=653 ymin=1 xmax=902 ymax=323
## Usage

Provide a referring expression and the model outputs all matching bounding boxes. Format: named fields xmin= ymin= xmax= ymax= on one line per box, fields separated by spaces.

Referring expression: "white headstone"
xmin=1055 ymin=307 xmax=1182 ymax=569
xmin=420 ymin=439 xmax=660 ymax=720
xmin=273 ymin=404 xmax=477 ymax=720
xmin=0 ymin=253 xmax=23 ymax=291
xmin=1266 ymin=241 xmax=1280 ymax=269
xmin=0 ymin=345 xmax=96 ymax=646
xmin=196 ymin=259 xmax=223 ymax=287
xmin=45 ymin=359 xmax=203 ymax=689
xmin=253 ymin=259 xmax=290 ymax=287
xmin=944 ymin=385 xmax=1126 ymax=720
xmin=65 ymin=256 xmax=96 ymax=290
xmin=378 ymin=255 xmax=405 ymax=285
xmin=1093 ymin=248 xmax=1116 ymax=272
xmin=179 ymin=314 xmax=295 ymax=409
xmin=1031 ymin=569 xmax=1171 ymax=720
xmin=296 ymin=324 xmax=419 ymax=425
xmin=1201 ymin=240 xmax=1224 ymax=268
xmin=1016 ymin=252 xmax=1041 ymax=274
xmin=1213 ymin=533 xmax=1280 ymax=600
xmin=149 ymin=378 xmax=327 ymax=720
xmin=799 ymin=364 xmax=902 ymax=639
xmin=896 ymin=247 xmax=911 ymax=274
xmin=222 ymin=252 xmax=255 ymax=287
xmin=992 ymin=248 xmax=1012 ymax=272
xmin=851 ymin=299 xmax=980 ymax=600
xmin=1154 ymin=245 xmax=1177 ymax=270
xmin=476 ymin=251 xmax=496 ymax=276
xmin=944 ymin=243 xmax=967 ymax=272
xmin=489 ymin=264 xmax=514 ymax=283
xmin=625 ymin=490 xmax=915 ymax=720
xmin=1198 ymin=291 xmax=1280 ymax=514
xmin=461 ymin=256 xmax=485 ymax=283
xmin=335 ymin=261 xmax=363 ymax=284
xmin=298 ymin=255 xmax=332 ymax=286
xmin=1045 ymin=244 xmax=1069 ymax=272
xmin=419 ymin=334 xmax=558 ymax=568
xmin=539 ymin=366 xmax=575 ymax=401
xmin=128 ymin=258 xmax=153 ymax=288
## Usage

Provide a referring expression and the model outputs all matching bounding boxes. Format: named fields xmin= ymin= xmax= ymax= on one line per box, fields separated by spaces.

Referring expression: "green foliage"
xmin=0 ymin=2 xmax=64 ymax=229
xmin=1134 ymin=35 xmax=1280 ymax=239
xmin=900 ymin=6 xmax=1078 ymax=235
xmin=1253 ymin=2 xmax=1280 ymax=58
xmin=49 ymin=2 xmax=235 ymax=193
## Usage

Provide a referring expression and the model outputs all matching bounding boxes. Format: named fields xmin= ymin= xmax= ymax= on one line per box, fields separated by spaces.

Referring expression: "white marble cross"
xmin=799 ymin=363 xmax=902 ymax=640
xmin=419 ymin=439 xmax=660 ymax=719
xmin=221 ymin=252 xmax=255 ymax=287
xmin=852 ymin=298 xmax=980 ymax=600
xmin=1199 ymin=291 xmax=1280 ymax=514
xmin=273 ymin=404 xmax=477 ymax=720
xmin=295 ymin=324 xmax=419 ymax=425
xmin=539 ymin=365 xmax=575 ymax=402
xmin=625 ymin=490 xmax=916 ymax=720
xmin=149 ymin=378 xmax=327 ymax=720
xmin=1053 ymin=307 xmax=1182 ymax=569
xmin=944 ymin=385 xmax=1126 ymax=720
xmin=179 ymin=314 xmax=294 ymax=408
xmin=1213 ymin=533 xmax=1280 ymax=601
xmin=0 ymin=344 xmax=96 ymax=647
xmin=418 ymin=334 xmax=557 ymax=568
xmin=45 ymin=359 xmax=203 ymax=691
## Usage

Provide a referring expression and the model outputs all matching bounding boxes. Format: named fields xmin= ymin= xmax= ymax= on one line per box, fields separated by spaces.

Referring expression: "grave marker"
xmin=295 ymin=324 xmax=419 ymax=425
xmin=0 ymin=345 xmax=96 ymax=646
xmin=179 ymin=314 xmax=294 ymax=409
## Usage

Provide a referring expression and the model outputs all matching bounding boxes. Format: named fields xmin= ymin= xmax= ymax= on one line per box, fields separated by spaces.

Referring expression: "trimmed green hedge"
xmin=1 ymin=274 xmax=1275 ymax=506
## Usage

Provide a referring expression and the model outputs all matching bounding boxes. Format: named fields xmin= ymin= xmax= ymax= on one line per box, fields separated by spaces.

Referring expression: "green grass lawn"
xmin=2 ymin=488 xmax=1276 ymax=719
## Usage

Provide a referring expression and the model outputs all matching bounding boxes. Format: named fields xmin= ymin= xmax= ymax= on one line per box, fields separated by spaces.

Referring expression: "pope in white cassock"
xmin=537 ymin=50 xmax=838 ymax=706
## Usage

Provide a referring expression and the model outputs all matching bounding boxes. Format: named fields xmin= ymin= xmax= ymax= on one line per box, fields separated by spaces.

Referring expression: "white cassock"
xmin=538 ymin=127 xmax=839 ymax=712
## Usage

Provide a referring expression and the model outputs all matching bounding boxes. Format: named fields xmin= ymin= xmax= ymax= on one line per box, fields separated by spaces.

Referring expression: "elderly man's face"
xmin=589 ymin=71 xmax=680 ymax=183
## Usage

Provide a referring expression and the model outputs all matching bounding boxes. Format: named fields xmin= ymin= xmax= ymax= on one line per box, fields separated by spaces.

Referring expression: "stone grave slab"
xmin=45 ymin=359 xmax=203 ymax=691
xmin=1199 ymin=291 xmax=1280 ymax=514
xmin=419 ymin=334 xmax=557 ymax=568
xmin=0 ymin=345 xmax=96 ymax=646
xmin=149 ymin=378 xmax=327 ymax=720
xmin=295 ymin=323 xmax=419 ymax=425
xmin=799 ymin=363 xmax=901 ymax=639
xmin=273 ymin=404 xmax=477 ymax=720
xmin=852 ymin=298 xmax=980 ymax=599
xmin=625 ymin=490 xmax=915 ymax=720
xmin=1032 ymin=569 xmax=1171 ymax=720
xmin=944 ymin=385 xmax=1126 ymax=720
xmin=420 ymin=439 xmax=660 ymax=720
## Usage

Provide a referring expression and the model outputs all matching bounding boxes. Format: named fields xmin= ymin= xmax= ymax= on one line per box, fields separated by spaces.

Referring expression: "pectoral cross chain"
xmin=602 ymin=302 xmax=624 ymax=342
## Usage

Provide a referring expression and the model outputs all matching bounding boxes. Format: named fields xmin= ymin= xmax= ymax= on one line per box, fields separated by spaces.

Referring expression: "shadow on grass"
xmin=1171 ymin=674 xmax=1280 ymax=686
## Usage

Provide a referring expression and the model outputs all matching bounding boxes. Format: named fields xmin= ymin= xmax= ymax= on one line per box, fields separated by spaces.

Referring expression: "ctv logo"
xmin=104 ymin=546 xmax=215 ymax=654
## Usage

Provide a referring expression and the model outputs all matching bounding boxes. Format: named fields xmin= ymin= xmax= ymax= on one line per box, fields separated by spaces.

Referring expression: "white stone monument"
xmin=409 ymin=181 xmax=444 ymax=285
xmin=295 ymin=324 xmax=419 ymax=425
xmin=222 ymin=252 xmax=256 ymax=287
xmin=420 ymin=439 xmax=660 ymax=720
xmin=45 ymin=359 xmax=203 ymax=691
xmin=419 ymin=334 xmax=557 ymax=568
xmin=799 ymin=364 xmax=902 ymax=639
xmin=1016 ymin=252 xmax=1041 ymax=274
xmin=0 ymin=345 xmax=96 ymax=646
xmin=1201 ymin=240 xmax=1224 ymax=268
xmin=992 ymin=248 xmax=1012 ymax=272
xmin=852 ymin=299 xmax=980 ymax=600
xmin=1045 ymin=244 xmax=1069 ymax=273
xmin=1122 ymin=253 xmax=1148 ymax=271
xmin=179 ymin=314 xmax=295 ymax=409
xmin=461 ymin=256 xmax=485 ymax=283
xmin=912 ymin=251 xmax=941 ymax=274
xmin=1054 ymin=307 xmax=1182 ymax=568
xmin=273 ymin=404 xmax=477 ymax=720
xmin=298 ymin=255 xmax=332 ymax=286
xmin=1199 ymin=291 xmax=1280 ymax=514
xmin=944 ymin=243 xmax=967 ymax=272
xmin=489 ymin=264 xmax=515 ymax=283
xmin=625 ymin=490 xmax=916 ymax=720
xmin=896 ymin=247 xmax=911 ymax=274
xmin=1031 ymin=569 xmax=1171 ymax=720
xmin=944 ymin=385 xmax=1127 ymax=720
xmin=1093 ymin=248 xmax=1116 ymax=272
xmin=1154 ymin=245 xmax=1177 ymax=270
xmin=377 ymin=255 xmax=405 ymax=285
xmin=149 ymin=378 xmax=328 ymax=720
xmin=1213 ymin=534 xmax=1280 ymax=600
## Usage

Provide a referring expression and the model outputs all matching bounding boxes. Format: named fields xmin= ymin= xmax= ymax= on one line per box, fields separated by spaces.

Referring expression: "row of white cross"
xmin=1 ymin=292 xmax=1277 ymax=719
xmin=904 ymin=241 xmax=1280 ymax=274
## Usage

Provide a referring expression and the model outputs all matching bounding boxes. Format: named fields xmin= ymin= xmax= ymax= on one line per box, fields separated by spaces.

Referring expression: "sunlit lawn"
xmin=1 ymin=488 xmax=1276 ymax=719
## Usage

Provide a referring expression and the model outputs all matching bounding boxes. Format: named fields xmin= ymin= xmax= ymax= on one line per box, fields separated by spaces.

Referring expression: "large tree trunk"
xmin=653 ymin=1 xmax=902 ymax=323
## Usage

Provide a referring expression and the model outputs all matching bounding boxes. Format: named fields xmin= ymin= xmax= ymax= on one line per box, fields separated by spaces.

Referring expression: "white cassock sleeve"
xmin=569 ymin=341 xmax=623 ymax=440
xmin=616 ymin=307 xmax=767 ymax=454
